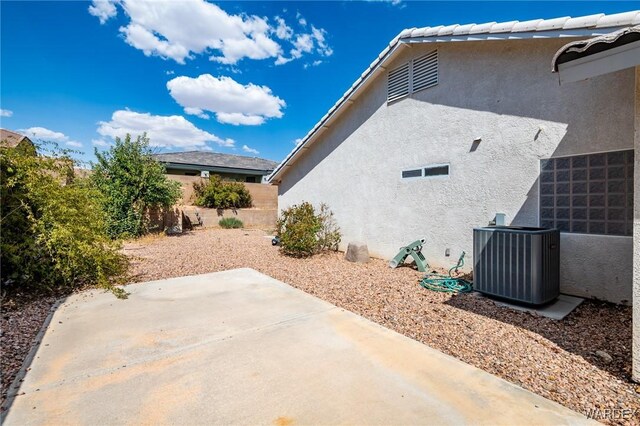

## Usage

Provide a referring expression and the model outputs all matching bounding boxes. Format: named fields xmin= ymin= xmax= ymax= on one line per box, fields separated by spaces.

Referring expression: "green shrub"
xmin=316 ymin=203 xmax=342 ymax=251
xmin=91 ymin=134 xmax=181 ymax=239
xmin=193 ymin=175 xmax=252 ymax=209
xmin=219 ymin=217 xmax=243 ymax=229
xmin=276 ymin=202 xmax=341 ymax=257
xmin=0 ymin=142 xmax=129 ymax=298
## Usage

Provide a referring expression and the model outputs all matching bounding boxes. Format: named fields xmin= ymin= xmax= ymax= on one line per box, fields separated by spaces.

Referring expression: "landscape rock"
xmin=595 ymin=350 xmax=613 ymax=363
xmin=344 ymin=242 xmax=369 ymax=263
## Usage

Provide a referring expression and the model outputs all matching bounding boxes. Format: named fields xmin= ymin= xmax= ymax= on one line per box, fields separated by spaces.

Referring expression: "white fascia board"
xmin=558 ymin=40 xmax=640 ymax=84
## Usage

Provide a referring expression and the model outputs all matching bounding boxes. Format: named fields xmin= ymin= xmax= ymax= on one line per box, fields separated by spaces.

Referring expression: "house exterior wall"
xmin=633 ymin=66 xmax=640 ymax=381
xmin=278 ymin=38 xmax=636 ymax=304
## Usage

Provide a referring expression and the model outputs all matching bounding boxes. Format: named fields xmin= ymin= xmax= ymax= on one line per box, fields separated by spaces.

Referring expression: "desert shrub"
xmin=276 ymin=202 xmax=341 ymax=257
xmin=91 ymin=134 xmax=181 ymax=239
xmin=193 ymin=175 xmax=252 ymax=209
xmin=316 ymin=203 xmax=342 ymax=251
xmin=0 ymin=142 xmax=128 ymax=298
xmin=219 ymin=217 xmax=243 ymax=229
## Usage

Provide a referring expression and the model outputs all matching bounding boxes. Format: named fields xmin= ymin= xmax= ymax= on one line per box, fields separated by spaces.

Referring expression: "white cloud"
xmin=184 ymin=107 xmax=210 ymax=120
xmin=242 ymin=145 xmax=259 ymax=155
xmin=166 ymin=70 xmax=175 ymax=75
xmin=92 ymin=139 xmax=111 ymax=147
xmin=19 ymin=126 xmax=82 ymax=148
xmin=278 ymin=25 xmax=333 ymax=65
xmin=364 ymin=0 xmax=403 ymax=5
xmin=274 ymin=16 xmax=293 ymax=40
xmin=294 ymin=138 xmax=303 ymax=145
xmin=167 ymin=74 xmax=285 ymax=126
xmin=88 ymin=0 xmax=331 ymax=66
xmin=296 ymin=12 xmax=307 ymax=26
xmin=96 ymin=110 xmax=234 ymax=149
xmin=0 ymin=109 xmax=13 ymax=117
xmin=88 ymin=0 xmax=119 ymax=24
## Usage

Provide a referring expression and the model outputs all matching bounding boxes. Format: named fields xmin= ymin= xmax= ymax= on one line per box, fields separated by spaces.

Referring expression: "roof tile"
xmin=452 ymin=23 xmax=476 ymax=35
xmin=563 ymin=13 xmax=604 ymax=29
xmin=490 ymin=20 xmax=519 ymax=33
xmin=468 ymin=22 xmax=497 ymax=34
xmin=437 ymin=24 xmax=459 ymax=36
xmin=595 ymin=11 xmax=640 ymax=28
xmin=535 ymin=16 xmax=570 ymax=31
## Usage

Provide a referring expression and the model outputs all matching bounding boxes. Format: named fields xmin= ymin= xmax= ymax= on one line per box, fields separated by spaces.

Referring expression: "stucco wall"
xmin=278 ymin=38 xmax=636 ymax=304
xmin=632 ymin=66 xmax=639 ymax=381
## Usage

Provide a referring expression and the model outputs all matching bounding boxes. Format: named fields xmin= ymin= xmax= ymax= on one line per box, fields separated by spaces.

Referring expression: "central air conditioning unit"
xmin=473 ymin=226 xmax=560 ymax=305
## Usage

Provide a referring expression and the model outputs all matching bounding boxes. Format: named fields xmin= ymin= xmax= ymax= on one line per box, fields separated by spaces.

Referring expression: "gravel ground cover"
xmin=2 ymin=227 xmax=637 ymax=423
xmin=1 ymin=296 xmax=58 ymax=408
xmin=124 ymin=228 xmax=639 ymax=424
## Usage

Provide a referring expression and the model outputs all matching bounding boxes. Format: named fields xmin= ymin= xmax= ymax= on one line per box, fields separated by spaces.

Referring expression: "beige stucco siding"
xmin=278 ymin=38 xmax=636 ymax=304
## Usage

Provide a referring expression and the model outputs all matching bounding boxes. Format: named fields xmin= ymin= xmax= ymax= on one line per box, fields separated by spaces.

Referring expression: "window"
xmin=387 ymin=50 xmax=438 ymax=103
xmin=402 ymin=164 xmax=449 ymax=180
xmin=539 ymin=150 xmax=634 ymax=236
xmin=424 ymin=164 xmax=449 ymax=177
xmin=245 ymin=176 xmax=257 ymax=183
xmin=402 ymin=169 xmax=422 ymax=179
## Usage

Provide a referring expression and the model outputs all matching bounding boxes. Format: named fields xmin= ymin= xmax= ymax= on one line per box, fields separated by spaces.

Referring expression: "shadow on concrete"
xmin=0 ymin=297 xmax=66 ymax=419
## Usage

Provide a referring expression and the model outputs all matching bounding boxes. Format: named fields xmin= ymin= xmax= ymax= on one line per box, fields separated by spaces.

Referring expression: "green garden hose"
xmin=419 ymin=251 xmax=473 ymax=293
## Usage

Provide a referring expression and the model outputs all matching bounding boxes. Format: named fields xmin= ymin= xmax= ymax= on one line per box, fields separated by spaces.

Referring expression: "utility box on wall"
xmin=473 ymin=226 xmax=560 ymax=305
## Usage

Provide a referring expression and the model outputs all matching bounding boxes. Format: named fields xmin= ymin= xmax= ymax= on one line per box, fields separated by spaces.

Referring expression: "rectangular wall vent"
xmin=387 ymin=63 xmax=409 ymax=103
xmin=412 ymin=50 xmax=438 ymax=93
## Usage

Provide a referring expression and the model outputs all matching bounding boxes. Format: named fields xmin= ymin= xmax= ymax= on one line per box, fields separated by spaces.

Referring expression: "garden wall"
xmin=183 ymin=206 xmax=277 ymax=230
xmin=154 ymin=175 xmax=278 ymax=231
xmin=166 ymin=175 xmax=277 ymax=209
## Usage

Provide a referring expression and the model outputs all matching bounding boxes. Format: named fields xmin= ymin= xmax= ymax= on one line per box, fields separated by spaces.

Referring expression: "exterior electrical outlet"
xmin=473 ymin=226 xmax=560 ymax=305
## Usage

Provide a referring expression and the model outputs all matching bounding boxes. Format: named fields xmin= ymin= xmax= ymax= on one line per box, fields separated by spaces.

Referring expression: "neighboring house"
xmin=269 ymin=10 xmax=640 ymax=308
xmin=153 ymin=151 xmax=278 ymax=183
xmin=0 ymin=128 xmax=35 ymax=152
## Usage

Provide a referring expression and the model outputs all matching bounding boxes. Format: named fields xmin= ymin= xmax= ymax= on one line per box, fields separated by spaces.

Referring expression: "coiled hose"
xmin=419 ymin=251 xmax=473 ymax=293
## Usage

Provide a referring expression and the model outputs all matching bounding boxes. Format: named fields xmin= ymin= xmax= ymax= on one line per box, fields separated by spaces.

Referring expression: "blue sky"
xmin=1 ymin=1 xmax=638 ymax=165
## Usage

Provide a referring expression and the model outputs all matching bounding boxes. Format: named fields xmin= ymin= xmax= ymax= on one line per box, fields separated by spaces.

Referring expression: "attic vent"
xmin=387 ymin=63 xmax=409 ymax=103
xmin=412 ymin=50 xmax=438 ymax=93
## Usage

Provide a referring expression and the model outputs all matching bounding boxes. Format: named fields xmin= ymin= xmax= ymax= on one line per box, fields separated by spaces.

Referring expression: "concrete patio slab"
xmin=493 ymin=294 xmax=585 ymax=320
xmin=2 ymin=268 xmax=593 ymax=425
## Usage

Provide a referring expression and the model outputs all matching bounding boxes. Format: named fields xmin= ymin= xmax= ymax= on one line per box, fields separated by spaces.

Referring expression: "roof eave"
xmin=161 ymin=161 xmax=273 ymax=175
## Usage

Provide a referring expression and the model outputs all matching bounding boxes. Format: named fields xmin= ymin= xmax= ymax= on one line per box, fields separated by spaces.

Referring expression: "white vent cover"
xmin=412 ymin=50 xmax=438 ymax=92
xmin=387 ymin=62 xmax=409 ymax=102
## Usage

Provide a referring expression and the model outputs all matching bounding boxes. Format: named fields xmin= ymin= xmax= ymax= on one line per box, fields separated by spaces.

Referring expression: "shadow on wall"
xmin=277 ymin=76 xmax=384 ymax=196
